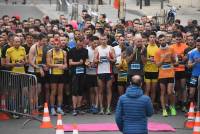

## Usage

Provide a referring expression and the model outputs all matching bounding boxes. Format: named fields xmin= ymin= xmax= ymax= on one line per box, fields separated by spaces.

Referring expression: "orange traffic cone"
xmin=56 ymin=114 xmax=64 ymax=134
xmin=72 ymin=124 xmax=79 ymax=134
xmin=193 ymin=111 xmax=200 ymax=134
xmin=186 ymin=102 xmax=196 ymax=128
xmin=0 ymin=95 xmax=10 ymax=120
xmin=40 ymin=102 xmax=53 ymax=128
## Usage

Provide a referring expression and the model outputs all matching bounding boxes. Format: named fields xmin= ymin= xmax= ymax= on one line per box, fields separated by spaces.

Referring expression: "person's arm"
xmin=93 ymin=48 xmax=99 ymax=64
xmin=115 ymin=97 xmax=123 ymax=132
xmin=188 ymin=52 xmax=196 ymax=68
xmin=5 ymin=50 xmax=15 ymax=67
xmin=141 ymin=46 xmax=147 ymax=64
xmin=145 ymin=96 xmax=154 ymax=117
xmin=107 ymin=47 xmax=116 ymax=63
xmin=126 ymin=46 xmax=136 ymax=63
xmin=68 ymin=50 xmax=83 ymax=66
xmin=28 ymin=45 xmax=39 ymax=69
xmin=62 ymin=51 xmax=68 ymax=69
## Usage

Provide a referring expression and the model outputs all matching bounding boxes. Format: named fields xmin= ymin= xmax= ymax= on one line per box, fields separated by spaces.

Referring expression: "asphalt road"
xmin=0 ymin=112 xmax=192 ymax=134
xmin=0 ymin=4 xmax=44 ymax=20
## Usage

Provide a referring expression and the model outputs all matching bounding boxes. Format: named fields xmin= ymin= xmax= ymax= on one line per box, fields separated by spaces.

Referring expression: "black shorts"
xmin=49 ymin=74 xmax=65 ymax=84
xmin=97 ymin=73 xmax=112 ymax=81
xmin=71 ymin=74 xmax=85 ymax=96
xmin=43 ymin=71 xmax=50 ymax=83
xmin=189 ymin=76 xmax=199 ymax=88
xmin=144 ymin=72 xmax=158 ymax=79
xmin=159 ymin=78 xmax=174 ymax=85
xmin=175 ymin=71 xmax=186 ymax=80
xmin=86 ymin=75 xmax=98 ymax=88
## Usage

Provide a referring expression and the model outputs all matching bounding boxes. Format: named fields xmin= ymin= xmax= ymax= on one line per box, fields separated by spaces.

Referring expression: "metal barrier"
xmin=0 ymin=70 xmax=38 ymax=116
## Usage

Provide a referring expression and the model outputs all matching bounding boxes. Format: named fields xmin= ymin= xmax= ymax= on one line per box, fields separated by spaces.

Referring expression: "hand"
xmin=85 ymin=61 xmax=90 ymax=66
xmin=57 ymin=64 xmax=66 ymax=70
xmin=79 ymin=59 xmax=84 ymax=65
xmin=39 ymin=68 xmax=45 ymax=77
xmin=43 ymin=65 xmax=49 ymax=71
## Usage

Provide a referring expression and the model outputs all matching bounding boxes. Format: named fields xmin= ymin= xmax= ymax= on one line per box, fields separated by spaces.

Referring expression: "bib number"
xmin=161 ymin=64 xmax=171 ymax=70
xmin=131 ymin=64 xmax=140 ymax=70
xmin=100 ymin=56 xmax=108 ymax=63
xmin=118 ymin=72 xmax=128 ymax=82
xmin=76 ymin=67 xmax=84 ymax=74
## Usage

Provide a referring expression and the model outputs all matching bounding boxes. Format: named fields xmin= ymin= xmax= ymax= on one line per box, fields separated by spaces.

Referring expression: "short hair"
xmin=158 ymin=34 xmax=165 ymax=39
xmin=131 ymin=75 xmax=142 ymax=87
xmin=37 ymin=33 xmax=47 ymax=40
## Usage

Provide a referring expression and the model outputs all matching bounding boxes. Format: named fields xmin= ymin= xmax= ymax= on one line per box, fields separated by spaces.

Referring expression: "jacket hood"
xmin=125 ymin=85 xmax=143 ymax=98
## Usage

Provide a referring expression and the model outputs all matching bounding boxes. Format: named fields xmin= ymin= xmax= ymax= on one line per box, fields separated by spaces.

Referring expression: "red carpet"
xmin=64 ymin=122 xmax=176 ymax=132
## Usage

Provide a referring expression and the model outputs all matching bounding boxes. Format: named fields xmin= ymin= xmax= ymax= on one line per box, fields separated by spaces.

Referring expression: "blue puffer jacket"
xmin=115 ymin=85 xmax=154 ymax=134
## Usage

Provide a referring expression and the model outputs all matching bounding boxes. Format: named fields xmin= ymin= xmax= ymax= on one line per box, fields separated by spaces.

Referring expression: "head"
xmin=148 ymin=31 xmax=156 ymax=44
xmin=76 ymin=36 xmax=85 ymax=49
xmin=99 ymin=34 xmax=108 ymax=46
xmin=186 ymin=32 xmax=195 ymax=47
xmin=90 ymin=36 xmax=99 ymax=49
xmin=99 ymin=14 xmax=106 ymax=22
xmin=134 ymin=34 xmax=143 ymax=48
xmin=158 ymin=34 xmax=166 ymax=47
xmin=53 ymin=38 xmax=61 ymax=50
xmin=118 ymin=36 xmax=125 ymax=46
xmin=38 ymin=33 xmax=47 ymax=46
xmin=13 ymin=36 xmax=21 ymax=48
xmin=145 ymin=22 xmax=152 ymax=31
xmin=196 ymin=37 xmax=200 ymax=51
xmin=60 ymin=36 xmax=67 ymax=48
xmin=131 ymin=75 xmax=142 ymax=87
xmin=25 ymin=34 xmax=34 ymax=45
xmin=175 ymin=32 xmax=183 ymax=44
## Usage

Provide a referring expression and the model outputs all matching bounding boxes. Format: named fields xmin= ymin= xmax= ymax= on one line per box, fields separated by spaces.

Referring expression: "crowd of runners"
xmin=0 ymin=10 xmax=200 ymax=117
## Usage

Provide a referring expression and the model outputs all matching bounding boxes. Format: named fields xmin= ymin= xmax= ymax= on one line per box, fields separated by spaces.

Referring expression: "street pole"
xmin=161 ymin=0 xmax=164 ymax=9
xmin=140 ymin=0 xmax=142 ymax=9
xmin=119 ymin=0 xmax=125 ymax=20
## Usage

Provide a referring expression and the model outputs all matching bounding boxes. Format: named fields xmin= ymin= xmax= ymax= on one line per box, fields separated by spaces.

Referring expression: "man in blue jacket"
xmin=115 ymin=75 xmax=154 ymax=134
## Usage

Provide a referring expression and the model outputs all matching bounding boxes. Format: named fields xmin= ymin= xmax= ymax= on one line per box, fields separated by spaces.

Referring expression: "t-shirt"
xmin=155 ymin=47 xmax=176 ymax=79
xmin=170 ymin=43 xmax=188 ymax=72
xmin=188 ymin=49 xmax=200 ymax=77
xmin=144 ymin=43 xmax=159 ymax=72
xmin=6 ymin=46 xmax=26 ymax=73
xmin=126 ymin=46 xmax=147 ymax=76
xmin=86 ymin=46 xmax=96 ymax=75
xmin=68 ymin=47 xmax=88 ymax=75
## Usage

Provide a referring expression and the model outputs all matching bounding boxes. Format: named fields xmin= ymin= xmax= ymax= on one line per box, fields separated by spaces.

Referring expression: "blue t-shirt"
xmin=68 ymin=40 xmax=76 ymax=49
xmin=189 ymin=49 xmax=200 ymax=77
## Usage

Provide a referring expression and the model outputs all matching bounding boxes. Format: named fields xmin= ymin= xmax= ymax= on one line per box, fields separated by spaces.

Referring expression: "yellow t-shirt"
xmin=144 ymin=43 xmax=159 ymax=72
xmin=6 ymin=46 xmax=26 ymax=73
xmin=52 ymin=49 xmax=64 ymax=75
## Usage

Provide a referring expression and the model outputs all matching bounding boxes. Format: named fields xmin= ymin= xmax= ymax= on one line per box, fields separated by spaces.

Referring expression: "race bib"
xmin=100 ymin=56 xmax=108 ymax=63
xmin=76 ymin=67 xmax=84 ymax=74
xmin=190 ymin=77 xmax=197 ymax=85
xmin=118 ymin=72 xmax=128 ymax=82
xmin=161 ymin=64 xmax=172 ymax=70
xmin=131 ymin=64 xmax=141 ymax=70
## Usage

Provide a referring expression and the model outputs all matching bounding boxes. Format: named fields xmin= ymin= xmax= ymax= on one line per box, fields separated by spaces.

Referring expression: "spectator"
xmin=115 ymin=75 xmax=153 ymax=134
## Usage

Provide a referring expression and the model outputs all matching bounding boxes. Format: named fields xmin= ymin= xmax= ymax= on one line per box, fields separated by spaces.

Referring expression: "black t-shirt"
xmin=68 ymin=47 xmax=88 ymax=75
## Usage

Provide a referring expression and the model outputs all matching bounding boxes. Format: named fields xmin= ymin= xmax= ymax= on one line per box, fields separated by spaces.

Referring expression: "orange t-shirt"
xmin=170 ymin=43 xmax=188 ymax=71
xmin=155 ymin=47 xmax=176 ymax=79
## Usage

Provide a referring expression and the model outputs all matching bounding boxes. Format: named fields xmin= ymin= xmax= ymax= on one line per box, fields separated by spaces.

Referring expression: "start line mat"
xmin=64 ymin=122 xmax=176 ymax=132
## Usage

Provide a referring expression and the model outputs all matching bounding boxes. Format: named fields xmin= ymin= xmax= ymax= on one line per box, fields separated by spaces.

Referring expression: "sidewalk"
xmin=35 ymin=0 xmax=200 ymax=25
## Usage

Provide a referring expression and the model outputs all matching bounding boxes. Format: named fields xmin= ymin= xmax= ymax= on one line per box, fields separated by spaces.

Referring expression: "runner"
xmin=94 ymin=34 xmax=116 ymax=115
xmin=47 ymin=38 xmax=67 ymax=115
xmin=86 ymin=36 xmax=99 ymax=114
xmin=155 ymin=34 xmax=177 ymax=117
xmin=144 ymin=32 xmax=159 ymax=105
xmin=188 ymin=37 xmax=200 ymax=103
xmin=170 ymin=32 xmax=188 ymax=112
xmin=69 ymin=36 xmax=88 ymax=116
